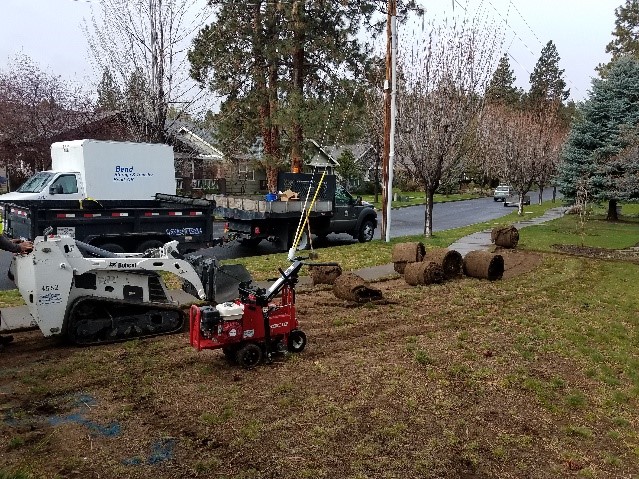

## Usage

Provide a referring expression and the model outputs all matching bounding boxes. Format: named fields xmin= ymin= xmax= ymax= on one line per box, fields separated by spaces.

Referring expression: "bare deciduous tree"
xmin=534 ymin=112 xmax=567 ymax=204
xmin=396 ymin=18 xmax=501 ymax=236
xmin=84 ymin=0 xmax=213 ymax=142
xmin=0 ymin=54 xmax=94 ymax=188
xmin=482 ymin=106 xmax=537 ymax=215
xmin=482 ymin=103 xmax=567 ymax=214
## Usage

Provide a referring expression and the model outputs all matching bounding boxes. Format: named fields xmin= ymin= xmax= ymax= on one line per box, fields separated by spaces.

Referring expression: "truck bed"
xmin=0 ymin=194 xmax=216 ymax=252
xmin=213 ymin=195 xmax=332 ymax=219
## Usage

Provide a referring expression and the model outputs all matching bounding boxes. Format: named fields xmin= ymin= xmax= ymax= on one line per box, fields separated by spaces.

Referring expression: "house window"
xmin=176 ymin=178 xmax=183 ymax=189
xmin=238 ymin=163 xmax=255 ymax=181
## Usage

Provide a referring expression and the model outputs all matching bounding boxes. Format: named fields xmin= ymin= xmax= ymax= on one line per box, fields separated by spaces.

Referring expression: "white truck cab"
xmin=1 ymin=171 xmax=84 ymax=201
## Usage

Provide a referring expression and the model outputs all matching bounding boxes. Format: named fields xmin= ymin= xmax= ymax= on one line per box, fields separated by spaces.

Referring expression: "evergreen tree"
xmin=188 ymin=1 xmax=420 ymax=190
xmin=336 ymin=149 xmax=363 ymax=189
xmin=526 ymin=41 xmax=569 ymax=107
xmin=124 ymin=68 xmax=153 ymax=141
xmin=557 ymin=56 xmax=639 ymax=218
xmin=96 ymin=68 xmax=122 ymax=111
xmin=486 ymin=54 xmax=521 ymax=105
xmin=598 ymin=0 xmax=639 ymax=74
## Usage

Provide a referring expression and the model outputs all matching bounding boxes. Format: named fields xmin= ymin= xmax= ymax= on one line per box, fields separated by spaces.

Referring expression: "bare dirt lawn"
xmin=0 ymin=249 xmax=637 ymax=478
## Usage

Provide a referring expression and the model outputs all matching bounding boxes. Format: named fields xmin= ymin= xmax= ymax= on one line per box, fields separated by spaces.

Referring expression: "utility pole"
xmin=381 ymin=0 xmax=397 ymax=242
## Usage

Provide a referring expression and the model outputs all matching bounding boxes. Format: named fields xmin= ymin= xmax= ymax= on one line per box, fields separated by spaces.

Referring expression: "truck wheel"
xmin=236 ymin=343 xmax=262 ymax=369
xmin=287 ymin=330 xmax=307 ymax=353
xmin=100 ymin=243 xmax=125 ymax=254
xmin=137 ymin=240 xmax=165 ymax=253
xmin=357 ymin=219 xmax=375 ymax=243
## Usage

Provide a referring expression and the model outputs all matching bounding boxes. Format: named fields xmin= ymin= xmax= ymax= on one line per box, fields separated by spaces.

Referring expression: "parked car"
xmin=493 ymin=185 xmax=512 ymax=202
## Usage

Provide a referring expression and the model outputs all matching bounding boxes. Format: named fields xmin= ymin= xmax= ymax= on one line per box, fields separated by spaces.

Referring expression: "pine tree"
xmin=557 ymin=56 xmax=639 ymax=218
xmin=96 ymin=68 xmax=122 ymax=111
xmin=188 ymin=1 xmax=420 ymax=190
xmin=527 ymin=41 xmax=569 ymax=107
xmin=486 ymin=54 xmax=521 ymax=105
xmin=598 ymin=0 xmax=639 ymax=75
xmin=336 ymin=149 xmax=363 ymax=189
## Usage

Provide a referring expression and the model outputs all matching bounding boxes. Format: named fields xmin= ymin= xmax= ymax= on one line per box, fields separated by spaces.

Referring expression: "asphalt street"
xmin=0 ymin=188 xmax=561 ymax=291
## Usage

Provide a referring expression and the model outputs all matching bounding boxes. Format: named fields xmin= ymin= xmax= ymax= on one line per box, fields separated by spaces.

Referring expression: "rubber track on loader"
xmin=66 ymin=296 xmax=186 ymax=345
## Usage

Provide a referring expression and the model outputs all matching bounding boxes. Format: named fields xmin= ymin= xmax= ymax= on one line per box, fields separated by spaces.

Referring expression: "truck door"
xmin=46 ymin=173 xmax=82 ymax=200
xmin=332 ymin=185 xmax=359 ymax=233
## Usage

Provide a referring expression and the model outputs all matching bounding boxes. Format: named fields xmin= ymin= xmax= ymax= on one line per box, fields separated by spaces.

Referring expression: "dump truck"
xmin=0 ymin=140 xmax=218 ymax=253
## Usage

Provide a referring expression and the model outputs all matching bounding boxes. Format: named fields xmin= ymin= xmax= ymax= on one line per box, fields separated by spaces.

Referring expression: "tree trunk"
xmin=374 ymin=137 xmax=381 ymax=204
xmin=253 ymin=1 xmax=274 ymax=191
xmin=290 ymin=0 xmax=305 ymax=174
xmin=424 ymin=188 xmax=434 ymax=237
xmin=517 ymin=192 xmax=524 ymax=216
xmin=607 ymin=199 xmax=618 ymax=220
xmin=538 ymin=186 xmax=544 ymax=205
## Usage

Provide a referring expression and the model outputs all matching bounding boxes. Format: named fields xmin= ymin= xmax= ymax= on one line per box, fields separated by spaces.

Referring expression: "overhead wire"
xmin=424 ymin=0 xmax=581 ymax=98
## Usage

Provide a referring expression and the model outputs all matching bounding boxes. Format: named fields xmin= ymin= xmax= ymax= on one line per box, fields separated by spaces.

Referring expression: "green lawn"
xmin=360 ymin=190 xmax=484 ymax=208
xmin=522 ymin=204 xmax=639 ymax=252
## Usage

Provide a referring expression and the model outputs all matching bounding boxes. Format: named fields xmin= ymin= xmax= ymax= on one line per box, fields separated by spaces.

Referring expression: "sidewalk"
xmin=447 ymin=206 xmax=566 ymax=257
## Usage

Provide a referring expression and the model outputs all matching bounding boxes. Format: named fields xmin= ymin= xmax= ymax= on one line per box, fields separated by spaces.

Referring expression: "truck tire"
xmin=99 ymin=243 xmax=125 ymax=254
xmin=357 ymin=219 xmax=375 ymax=243
xmin=137 ymin=240 xmax=165 ymax=253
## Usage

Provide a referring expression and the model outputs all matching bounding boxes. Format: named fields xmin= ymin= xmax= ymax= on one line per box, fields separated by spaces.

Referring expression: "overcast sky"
xmin=0 ymin=0 xmax=623 ymax=105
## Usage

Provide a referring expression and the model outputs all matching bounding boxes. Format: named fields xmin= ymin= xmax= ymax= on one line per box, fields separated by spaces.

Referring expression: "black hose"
xmin=75 ymin=241 xmax=119 ymax=258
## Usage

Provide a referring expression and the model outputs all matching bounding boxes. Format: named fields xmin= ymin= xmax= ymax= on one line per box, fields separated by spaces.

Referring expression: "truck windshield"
xmin=16 ymin=172 xmax=56 ymax=193
xmin=334 ymin=185 xmax=353 ymax=206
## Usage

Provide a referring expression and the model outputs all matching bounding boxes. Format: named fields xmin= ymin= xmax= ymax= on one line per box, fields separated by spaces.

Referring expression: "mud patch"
xmin=498 ymin=250 xmax=544 ymax=280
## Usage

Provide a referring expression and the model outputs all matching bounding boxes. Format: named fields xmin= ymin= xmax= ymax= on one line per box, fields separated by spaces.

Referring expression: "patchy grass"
xmin=2 ymin=253 xmax=639 ymax=478
xmin=3 ymin=199 xmax=639 ymax=477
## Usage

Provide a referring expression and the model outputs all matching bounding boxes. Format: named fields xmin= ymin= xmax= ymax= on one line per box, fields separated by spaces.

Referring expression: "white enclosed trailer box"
xmin=50 ymin=140 xmax=176 ymax=200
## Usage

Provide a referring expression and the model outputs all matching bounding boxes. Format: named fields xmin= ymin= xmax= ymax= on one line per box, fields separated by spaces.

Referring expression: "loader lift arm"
xmin=11 ymin=235 xmax=209 ymax=344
